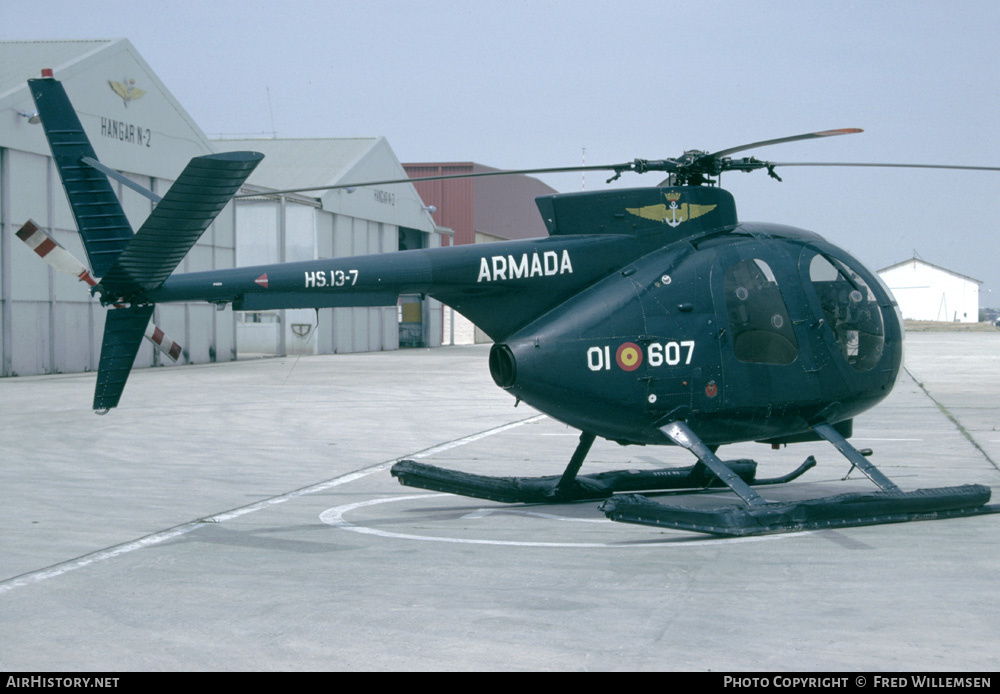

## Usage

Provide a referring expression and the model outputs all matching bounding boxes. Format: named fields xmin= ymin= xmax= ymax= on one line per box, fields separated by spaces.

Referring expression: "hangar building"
xmin=1 ymin=39 xmax=233 ymax=378
xmin=878 ymin=258 xmax=981 ymax=323
xmin=214 ymin=139 xmax=449 ymax=354
xmin=1 ymin=39 xmax=446 ymax=379
xmin=402 ymin=163 xmax=556 ymax=246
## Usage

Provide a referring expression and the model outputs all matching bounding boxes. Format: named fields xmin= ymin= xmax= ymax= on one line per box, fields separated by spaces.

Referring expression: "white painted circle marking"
xmin=320 ymin=493 xmax=810 ymax=548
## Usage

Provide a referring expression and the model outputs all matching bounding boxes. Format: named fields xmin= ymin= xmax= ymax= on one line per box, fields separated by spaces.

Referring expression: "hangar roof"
xmin=1 ymin=38 xmax=216 ymax=176
xmin=215 ymin=137 xmax=442 ymax=234
xmin=213 ymin=137 xmax=379 ymax=192
xmin=0 ymin=39 xmax=115 ymax=96
xmin=878 ymin=258 xmax=982 ymax=285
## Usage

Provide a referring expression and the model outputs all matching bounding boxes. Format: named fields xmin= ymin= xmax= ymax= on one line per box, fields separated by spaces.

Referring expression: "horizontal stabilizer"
xmin=99 ymin=151 xmax=263 ymax=299
xmin=94 ymin=305 xmax=155 ymax=412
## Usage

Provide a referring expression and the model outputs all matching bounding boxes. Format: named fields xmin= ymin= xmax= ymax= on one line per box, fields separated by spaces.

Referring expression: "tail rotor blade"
xmin=16 ymin=219 xmax=183 ymax=362
xmin=144 ymin=324 xmax=183 ymax=362
xmin=16 ymin=219 xmax=93 ymax=281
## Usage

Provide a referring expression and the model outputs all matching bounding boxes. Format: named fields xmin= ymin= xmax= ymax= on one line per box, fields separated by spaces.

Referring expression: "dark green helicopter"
xmin=23 ymin=73 xmax=1000 ymax=536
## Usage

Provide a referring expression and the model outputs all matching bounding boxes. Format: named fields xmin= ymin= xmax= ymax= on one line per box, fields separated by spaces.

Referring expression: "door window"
xmin=724 ymin=258 xmax=798 ymax=365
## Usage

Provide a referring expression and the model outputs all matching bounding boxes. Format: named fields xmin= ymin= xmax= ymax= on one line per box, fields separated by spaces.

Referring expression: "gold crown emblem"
xmin=665 ymin=192 xmax=682 ymax=202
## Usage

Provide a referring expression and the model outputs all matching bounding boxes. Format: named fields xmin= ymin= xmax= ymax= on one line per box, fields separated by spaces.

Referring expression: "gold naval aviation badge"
xmin=626 ymin=191 xmax=716 ymax=228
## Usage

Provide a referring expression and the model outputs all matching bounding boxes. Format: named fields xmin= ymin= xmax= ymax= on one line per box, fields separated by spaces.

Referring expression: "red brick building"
xmin=403 ymin=163 xmax=557 ymax=246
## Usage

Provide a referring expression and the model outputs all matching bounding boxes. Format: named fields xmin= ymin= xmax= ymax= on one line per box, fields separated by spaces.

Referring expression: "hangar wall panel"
xmin=316 ymin=211 xmax=335 ymax=355
xmin=368 ymin=307 xmax=382 ymax=351
xmin=6 ymin=149 xmax=47 ymax=228
xmin=89 ymin=304 xmax=106 ymax=371
xmin=236 ymin=203 xmax=280 ymax=266
xmin=10 ymin=302 xmax=49 ymax=377
xmin=216 ymin=305 xmax=235 ymax=362
xmin=316 ymin=210 xmax=334 ymax=259
xmin=54 ymin=302 xmax=95 ymax=374
xmin=352 ymin=306 xmax=369 ymax=353
xmin=332 ymin=307 xmax=351 ymax=354
xmin=238 ymin=322 xmax=279 ymax=355
xmin=282 ymin=205 xmax=319 ymax=356
xmin=286 ymin=308 xmax=318 ymax=355
xmin=383 ymin=309 xmax=398 ymax=351
xmin=285 ymin=204 xmax=316 ymax=262
xmin=187 ymin=305 xmax=215 ymax=364
xmin=10 ymin=232 xmax=50 ymax=301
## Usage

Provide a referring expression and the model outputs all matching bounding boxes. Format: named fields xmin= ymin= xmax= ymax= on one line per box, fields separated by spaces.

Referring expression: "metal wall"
xmin=1 ymin=39 xmax=236 ymax=380
xmin=0 ymin=145 xmax=237 ymax=377
xmin=233 ymin=197 xmax=410 ymax=356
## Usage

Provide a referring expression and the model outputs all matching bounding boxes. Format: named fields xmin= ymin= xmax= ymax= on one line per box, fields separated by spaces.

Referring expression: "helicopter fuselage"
xmin=140 ymin=185 xmax=902 ymax=449
xmin=494 ymin=221 xmax=903 ymax=446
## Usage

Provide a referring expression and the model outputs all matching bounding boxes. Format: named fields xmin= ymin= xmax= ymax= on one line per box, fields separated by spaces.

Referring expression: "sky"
xmin=3 ymin=0 xmax=999 ymax=306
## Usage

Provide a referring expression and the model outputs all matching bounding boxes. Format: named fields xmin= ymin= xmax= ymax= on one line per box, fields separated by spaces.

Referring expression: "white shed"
xmin=877 ymin=258 xmax=981 ymax=323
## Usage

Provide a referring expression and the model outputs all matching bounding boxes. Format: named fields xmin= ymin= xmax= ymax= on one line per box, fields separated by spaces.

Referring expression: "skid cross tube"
xmin=812 ymin=422 xmax=900 ymax=492
xmin=659 ymin=421 xmax=766 ymax=506
xmin=555 ymin=431 xmax=597 ymax=496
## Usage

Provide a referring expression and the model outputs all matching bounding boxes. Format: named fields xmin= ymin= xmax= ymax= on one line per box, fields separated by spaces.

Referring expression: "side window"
xmin=808 ymin=254 xmax=885 ymax=371
xmin=724 ymin=258 xmax=798 ymax=365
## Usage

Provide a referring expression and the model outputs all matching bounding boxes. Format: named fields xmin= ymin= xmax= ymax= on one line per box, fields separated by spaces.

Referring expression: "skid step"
xmin=601 ymin=484 xmax=998 ymax=536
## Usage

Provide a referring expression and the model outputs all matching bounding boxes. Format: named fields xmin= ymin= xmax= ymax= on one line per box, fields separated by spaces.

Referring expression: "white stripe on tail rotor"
xmin=16 ymin=219 xmax=184 ymax=362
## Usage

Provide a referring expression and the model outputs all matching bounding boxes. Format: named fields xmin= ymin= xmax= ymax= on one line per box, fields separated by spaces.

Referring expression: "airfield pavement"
xmin=0 ymin=332 xmax=998 ymax=672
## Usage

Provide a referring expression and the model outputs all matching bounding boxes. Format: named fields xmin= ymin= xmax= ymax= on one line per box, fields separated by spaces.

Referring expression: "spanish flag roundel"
xmin=615 ymin=342 xmax=643 ymax=371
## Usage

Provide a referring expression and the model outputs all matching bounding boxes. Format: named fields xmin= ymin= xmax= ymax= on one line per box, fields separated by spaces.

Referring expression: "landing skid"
xmin=601 ymin=485 xmax=999 ymax=536
xmin=390 ymin=421 xmax=999 ymax=536
xmin=601 ymin=421 xmax=998 ymax=536
xmin=390 ymin=430 xmax=815 ymax=504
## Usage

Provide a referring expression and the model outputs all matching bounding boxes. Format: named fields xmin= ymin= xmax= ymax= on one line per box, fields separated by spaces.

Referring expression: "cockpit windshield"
xmin=807 ymin=253 xmax=885 ymax=371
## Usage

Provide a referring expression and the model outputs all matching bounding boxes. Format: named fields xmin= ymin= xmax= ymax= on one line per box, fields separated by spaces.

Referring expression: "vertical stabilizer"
xmin=29 ymin=75 xmax=134 ymax=277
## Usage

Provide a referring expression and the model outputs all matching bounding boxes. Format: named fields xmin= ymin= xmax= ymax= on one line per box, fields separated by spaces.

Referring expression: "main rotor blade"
xmin=234 ymin=163 xmax=635 ymax=198
xmin=710 ymin=129 xmax=863 ymax=159
xmin=769 ymin=161 xmax=1000 ymax=172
